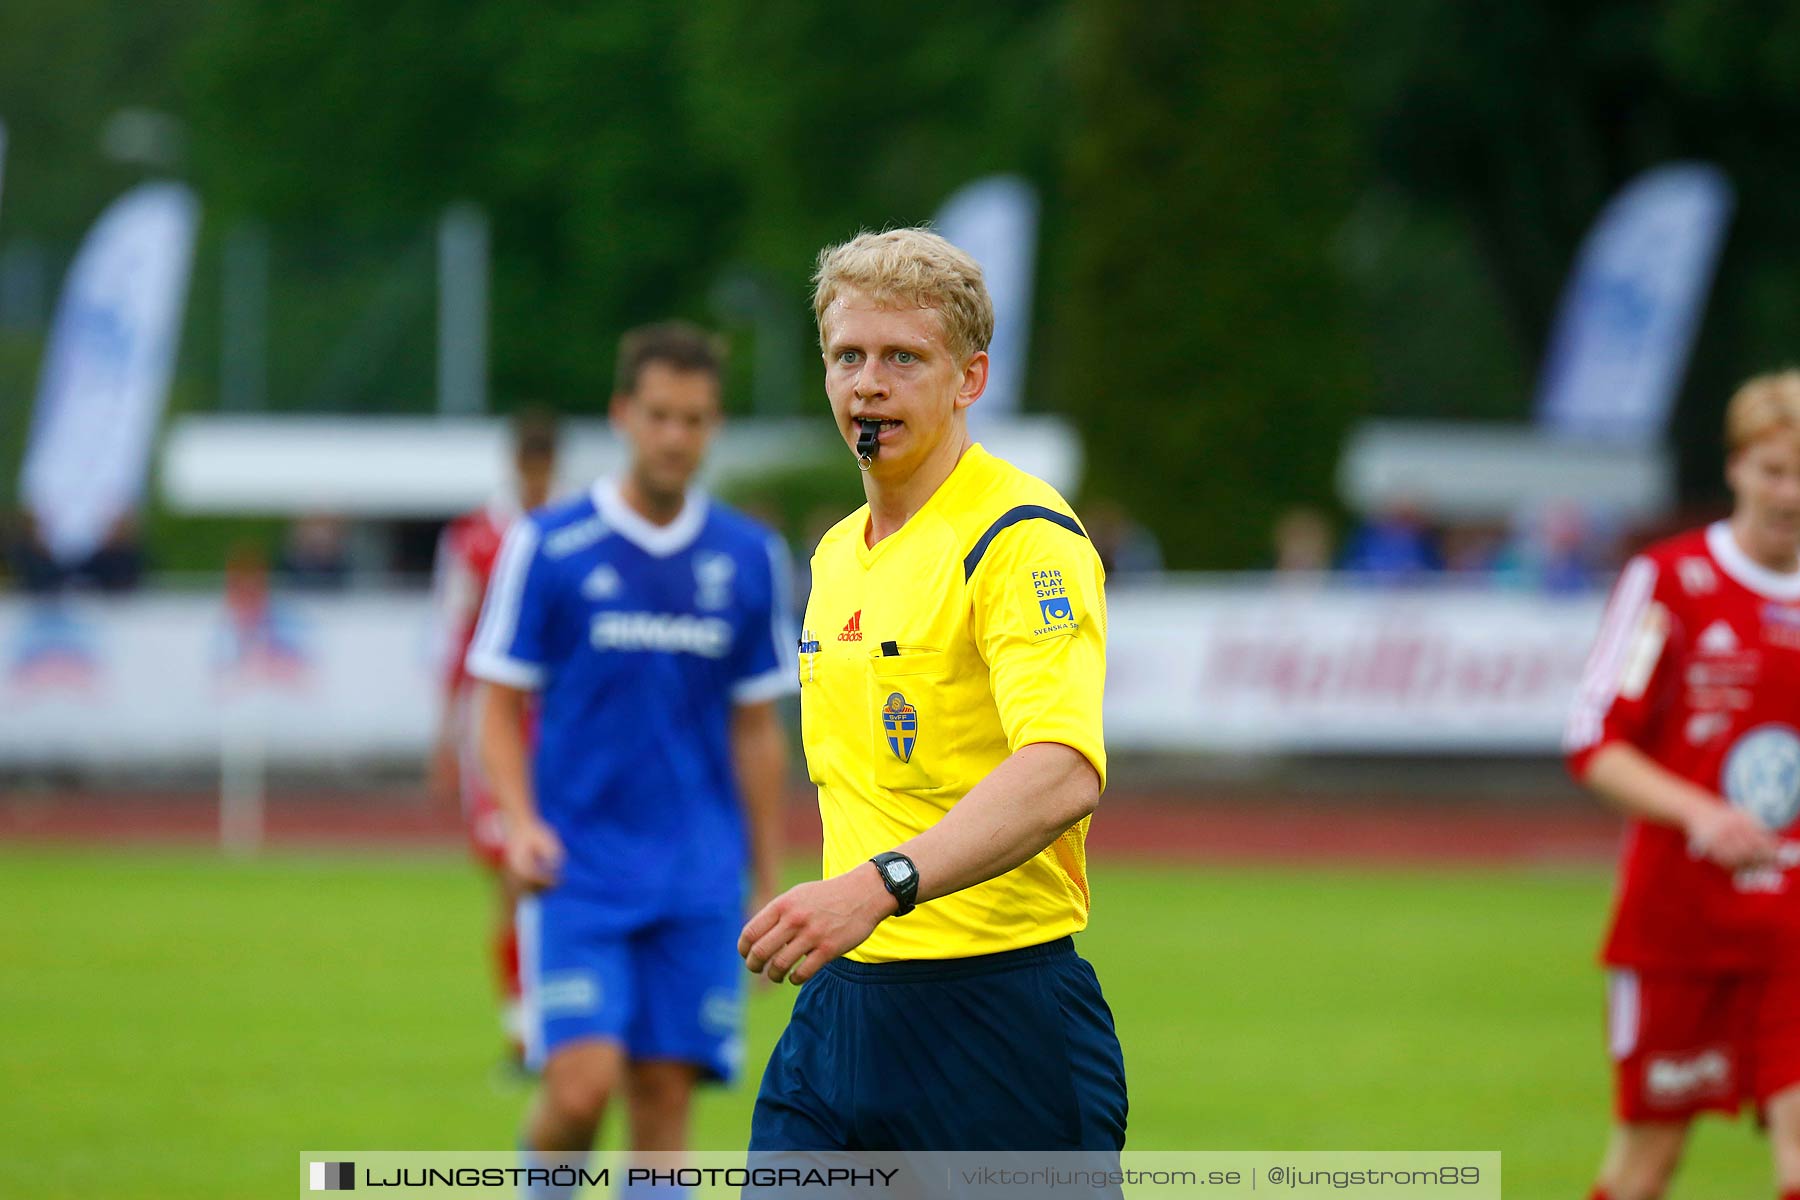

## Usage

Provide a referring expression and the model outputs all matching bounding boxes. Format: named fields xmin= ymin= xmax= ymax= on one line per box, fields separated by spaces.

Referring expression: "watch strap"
xmin=869 ymin=851 xmax=918 ymax=917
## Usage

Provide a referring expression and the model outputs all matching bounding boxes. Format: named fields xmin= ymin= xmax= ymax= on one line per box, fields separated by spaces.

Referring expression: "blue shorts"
xmin=516 ymin=890 xmax=745 ymax=1081
xmin=748 ymin=937 xmax=1127 ymax=1151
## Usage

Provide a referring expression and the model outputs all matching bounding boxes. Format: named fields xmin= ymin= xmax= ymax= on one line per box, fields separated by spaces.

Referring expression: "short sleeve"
xmin=1564 ymin=556 xmax=1680 ymax=778
xmin=730 ymin=532 xmax=799 ymax=705
xmin=465 ymin=517 xmax=552 ymax=690
xmin=429 ymin=523 xmax=478 ymax=693
xmin=968 ymin=513 xmax=1109 ymax=790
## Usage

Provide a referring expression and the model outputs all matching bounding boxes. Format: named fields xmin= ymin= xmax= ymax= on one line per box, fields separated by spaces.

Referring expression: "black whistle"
xmin=856 ymin=419 xmax=880 ymax=462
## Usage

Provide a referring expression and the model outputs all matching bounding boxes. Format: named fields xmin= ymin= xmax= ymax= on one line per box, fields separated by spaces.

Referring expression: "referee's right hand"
xmin=504 ymin=816 xmax=564 ymax=891
xmin=739 ymin=864 xmax=896 ymax=985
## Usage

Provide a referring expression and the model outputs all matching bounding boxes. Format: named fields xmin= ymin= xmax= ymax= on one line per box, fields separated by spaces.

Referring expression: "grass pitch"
xmin=0 ymin=847 xmax=1774 ymax=1198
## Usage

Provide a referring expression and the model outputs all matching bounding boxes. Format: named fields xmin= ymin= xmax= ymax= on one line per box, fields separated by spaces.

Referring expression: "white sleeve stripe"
xmin=762 ymin=532 xmax=796 ymax=674
xmin=464 ymin=647 xmax=546 ymax=690
xmin=517 ymin=895 xmax=545 ymax=1070
xmin=1564 ymin=557 xmax=1657 ymax=752
xmin=1564 ymin=711 xmax=1604 ymax=754
xmin=733 ymin=666 xmax=797 ymax=704
xmin=1575 ymin=557 xmax=1656 ymax=711
xmin=1565 ymin=563 xmax=1654 ymax=751
xmin=1607 ymin=969 xmax=1640 ymax=1060
xmin=470 ymin=517 xmax=540 ymax=667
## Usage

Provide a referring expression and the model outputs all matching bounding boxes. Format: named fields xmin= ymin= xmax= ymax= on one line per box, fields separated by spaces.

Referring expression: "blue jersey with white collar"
xmin=467 ymin=479 xmax=795 ymax=918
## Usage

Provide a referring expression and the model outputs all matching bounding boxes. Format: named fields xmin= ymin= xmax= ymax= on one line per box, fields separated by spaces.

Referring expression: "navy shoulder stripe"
xmin=962 ymin=505 xmax=1088 ymax=581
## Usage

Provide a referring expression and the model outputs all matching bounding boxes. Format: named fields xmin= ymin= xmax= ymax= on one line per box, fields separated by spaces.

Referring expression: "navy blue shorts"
xmin=748 ymin=937 xmax=1127 ymax=1151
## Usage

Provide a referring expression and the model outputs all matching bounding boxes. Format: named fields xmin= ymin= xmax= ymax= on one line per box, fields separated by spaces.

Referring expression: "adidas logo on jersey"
xmin=582 ymin=565 xmax=621 ymax=600
xmin=838 ymin=610 xmax=863 ymax=642
xmin=1678 ymin=558 xmax=1717 ymax=595
xmin=1697 ymin=620 xmax=1739 ymax=654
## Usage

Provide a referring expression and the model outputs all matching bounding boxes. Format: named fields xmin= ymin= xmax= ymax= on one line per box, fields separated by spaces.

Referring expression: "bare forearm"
xmin=893 ymin=741 xmax=1099 ymax=904
xmin=1584 ymin=739 xmax=1782 ymax=870
xmin=739 ymin=741 xmax=1101 ymax=986
xmin=476 ymin=682 xmax=536 ymax=827
xmin=732 ymin=704 xmax=789 ymax=897
xmin=1582 ymin=741 xmax=1717 ymax=830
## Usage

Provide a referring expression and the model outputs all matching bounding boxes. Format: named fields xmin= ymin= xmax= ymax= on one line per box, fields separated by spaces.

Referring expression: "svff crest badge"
xmin=882 ymin=691 xmax=918 ymax=762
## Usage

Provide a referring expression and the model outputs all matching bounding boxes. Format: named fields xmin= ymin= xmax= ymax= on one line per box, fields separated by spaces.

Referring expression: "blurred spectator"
xmin=276 ymin=513 xmax=351 ymax=590
xmin=219 ymin=539 xmax=308 ymax=682
xmin=1338 ymin=500 xmax=1443 ymax=583
xmin=1441 ymin=521 xmax=1508 ymax=578
xmin=1271 ymin=506 xmax=1334 ymax=573
xmin=1082 ymin=499 xmax=1164 ymax=576
xmin=3 ymin=509 xmax=145 ymax=595
xmin=223 ymin=539 xmax=273 ymax=629
xmin=1490 ymin=502 xmax=1598 ymax=595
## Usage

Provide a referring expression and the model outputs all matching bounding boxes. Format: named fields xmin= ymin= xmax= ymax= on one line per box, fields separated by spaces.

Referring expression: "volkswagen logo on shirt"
xmin=1723 ymin=724 xmax=1800 ymax=832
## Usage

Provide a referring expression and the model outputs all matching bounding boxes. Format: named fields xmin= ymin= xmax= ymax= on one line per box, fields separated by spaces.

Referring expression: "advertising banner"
xmin=0 ymin=583 xmax=1607 ymax=768
xmin=1108 ymin=584 xmax=1603 ymax=752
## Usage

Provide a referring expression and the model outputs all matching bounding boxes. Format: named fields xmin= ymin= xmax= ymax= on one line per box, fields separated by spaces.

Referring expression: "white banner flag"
xmin=1535 ymin=163 xmax=1733 ymax=445
xmin=21 ymin=181 xmax=200 ymax=564
xmin=933 ymin=175 xmax=1038 ymax=423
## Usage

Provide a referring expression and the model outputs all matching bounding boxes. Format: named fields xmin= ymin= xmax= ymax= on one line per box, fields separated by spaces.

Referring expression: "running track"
xmin=0 ymin=784 xmax=1622 ymax=867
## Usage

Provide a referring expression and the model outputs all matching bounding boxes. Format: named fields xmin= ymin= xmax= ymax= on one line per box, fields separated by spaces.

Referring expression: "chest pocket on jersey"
xmin=870 ymin=649 xmax=947 ymax=793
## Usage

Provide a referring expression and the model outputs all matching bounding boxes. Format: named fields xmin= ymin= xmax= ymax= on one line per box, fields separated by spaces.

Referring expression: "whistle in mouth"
xmin=856 ymin=419 xmax=881 ymax=467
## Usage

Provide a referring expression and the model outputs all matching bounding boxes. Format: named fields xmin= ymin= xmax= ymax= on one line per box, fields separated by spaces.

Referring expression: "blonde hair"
xmin=812 ymin=228 xmax=994 ymax=363
xmin=1726 ymin=370 xmax=1800 ymax=454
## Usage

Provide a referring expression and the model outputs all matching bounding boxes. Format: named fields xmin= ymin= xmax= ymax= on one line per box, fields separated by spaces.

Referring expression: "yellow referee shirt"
xmin=797 ymin=443 xmax=1108 ymax=962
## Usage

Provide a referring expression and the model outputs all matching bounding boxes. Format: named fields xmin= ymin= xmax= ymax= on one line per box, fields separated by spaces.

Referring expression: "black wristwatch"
xmin=869 ymin=851 xmax=919 ymax=917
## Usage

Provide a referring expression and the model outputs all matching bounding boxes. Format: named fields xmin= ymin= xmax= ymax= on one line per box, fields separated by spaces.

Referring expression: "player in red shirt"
xmin=430 ymin=409 xmax=561 ymax=1065
xmin=1568 ymin=372 xmax=1800 ymax=1200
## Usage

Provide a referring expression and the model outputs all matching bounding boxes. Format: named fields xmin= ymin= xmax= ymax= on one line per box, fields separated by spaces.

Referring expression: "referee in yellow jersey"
xmin=739 ymin=228 xmax=1127 ymax=1155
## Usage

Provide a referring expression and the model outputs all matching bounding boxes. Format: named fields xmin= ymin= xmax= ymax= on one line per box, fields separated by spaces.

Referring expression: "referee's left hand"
xmin=739 ymin=865 xmax=897 ymax=985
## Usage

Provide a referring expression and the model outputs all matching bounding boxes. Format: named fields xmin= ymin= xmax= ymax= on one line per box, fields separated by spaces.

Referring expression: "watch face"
xmin=885 ymin=861 xmax=914 ymax=885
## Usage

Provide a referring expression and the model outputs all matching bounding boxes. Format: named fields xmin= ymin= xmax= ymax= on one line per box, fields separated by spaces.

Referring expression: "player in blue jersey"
xmin=466 ymin=322 xmax=794 ymax=1185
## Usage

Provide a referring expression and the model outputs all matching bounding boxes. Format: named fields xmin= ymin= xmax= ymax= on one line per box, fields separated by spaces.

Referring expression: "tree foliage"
xmin=7 ymin=0 xmax=1800 ymax=563
xmin=1053 ymin=0 xmax=1372 ymax=567
xmin=1357 ymin=0 xmax=1800 ymax=492
xmin=0 ymin=0 xmax=205 ymax=241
